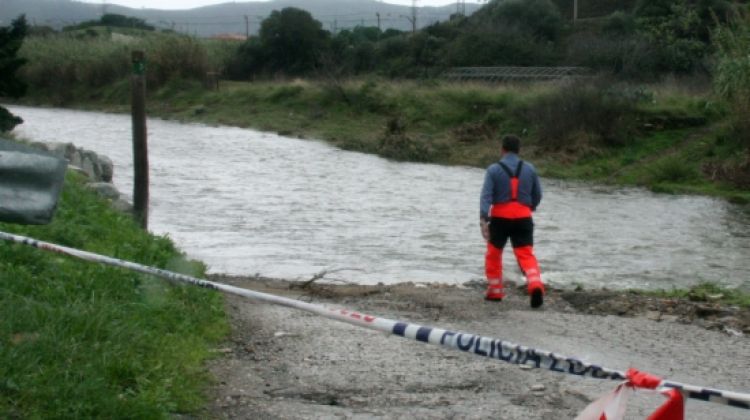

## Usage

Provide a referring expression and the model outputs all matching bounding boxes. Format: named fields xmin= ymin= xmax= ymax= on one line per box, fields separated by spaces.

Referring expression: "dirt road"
xmin=206 ymin=277 xmax=749 ymax=419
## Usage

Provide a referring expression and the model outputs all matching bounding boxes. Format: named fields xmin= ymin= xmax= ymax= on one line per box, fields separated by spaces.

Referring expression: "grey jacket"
xmin=479 ymin=153 xmax=542 ymax=220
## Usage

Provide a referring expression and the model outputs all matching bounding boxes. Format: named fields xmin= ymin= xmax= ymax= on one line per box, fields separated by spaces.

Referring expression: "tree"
xmin=258 ymin=8 xmax=330 ymax=75
xmin=0 ymin=15 xmax=28 ymax=132
xmin=713 ymin=8 xmax=750 ymax=148
xmin=634 ymin=0 xmax=724 ymax=73
xmin=63 ymin=13 xmax=155 ymax=32
xmin=482 ymin=0 xmax=564 ymax=43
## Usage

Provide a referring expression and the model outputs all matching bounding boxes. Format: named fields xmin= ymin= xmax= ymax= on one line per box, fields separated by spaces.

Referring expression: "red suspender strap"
xmin=499 ymin=160 xmax=524 ymax=202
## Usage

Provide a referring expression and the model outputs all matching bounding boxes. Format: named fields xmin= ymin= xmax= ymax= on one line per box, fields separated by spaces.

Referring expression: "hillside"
xmin=552 ymin=0 xmax=637 ymax=19
xmin=0 ymin=0 xmax=481 ymax=36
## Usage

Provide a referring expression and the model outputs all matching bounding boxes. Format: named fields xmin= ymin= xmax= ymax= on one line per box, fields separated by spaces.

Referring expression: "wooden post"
xmin=131 ymin=50 xmax=149 ymax=230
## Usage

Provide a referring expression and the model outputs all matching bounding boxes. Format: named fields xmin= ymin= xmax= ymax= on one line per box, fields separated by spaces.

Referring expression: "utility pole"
xmin=411 ymin=0 xmax=417 ymax=34
xmin=131 ymin=51 xmax=149 ymax=230
xmin=244 ymin=14 xmax=249 ymax=37
xmin=573 ymin=0 xmax=578 ymax=22
xmin=376 ymin=12 xmax=381 ymax=31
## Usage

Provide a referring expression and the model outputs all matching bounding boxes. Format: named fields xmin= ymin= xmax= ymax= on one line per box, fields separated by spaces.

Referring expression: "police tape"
xmin=2 ymin=230 xmax=749 ymax=410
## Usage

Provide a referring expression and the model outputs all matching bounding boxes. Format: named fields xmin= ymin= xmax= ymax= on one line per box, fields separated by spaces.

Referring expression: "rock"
xmin=660 ymin=315 xmax=679 ymax=323
xmin=111 ymin=199 xmax=133 ymax=214
xmin=44 ymin=142 xmax=77 ymax=160
xmin=609 ymin=300 xmax=632 ymax=315
xmin=530 ymin=384 xmax=546 ymax=392
xmin=723 ymin=326 xmax=743 ymax=337
xmin=86 ymin=182 xmax=119 ymax=200
xmin=98 ymin=155 xmax=113 ymax=182
xmin=81 ymin=150 xmax=100 ymax=178
xmin=646 ymin=311 xmax=661 ymax=321
xmin=695 ymin=304 xmax=727 ymax=317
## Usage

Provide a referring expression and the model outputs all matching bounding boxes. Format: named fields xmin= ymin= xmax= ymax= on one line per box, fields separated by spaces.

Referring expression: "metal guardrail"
xmin=442 ymin=66 xmax=591 ymax=82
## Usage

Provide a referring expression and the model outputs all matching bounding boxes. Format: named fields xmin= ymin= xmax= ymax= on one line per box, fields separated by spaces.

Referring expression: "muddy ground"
xmin=205 ymin=276 xmax=749 ymax=419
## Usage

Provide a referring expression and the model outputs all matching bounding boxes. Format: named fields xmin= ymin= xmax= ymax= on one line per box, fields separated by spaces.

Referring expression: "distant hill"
xmin=0 ymin=0 xmax=482 ymax=37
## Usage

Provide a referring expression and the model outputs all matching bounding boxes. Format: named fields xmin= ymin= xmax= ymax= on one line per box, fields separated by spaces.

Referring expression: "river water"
xmin=8 ymin=105 xmax=750 ymax=290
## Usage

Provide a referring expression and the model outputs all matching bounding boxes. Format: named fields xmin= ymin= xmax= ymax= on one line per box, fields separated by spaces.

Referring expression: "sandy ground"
xmin=205 ymin=276 xmax=750 ymax=419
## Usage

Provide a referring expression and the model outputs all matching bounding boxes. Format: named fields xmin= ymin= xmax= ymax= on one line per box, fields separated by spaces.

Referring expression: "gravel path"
xmin=206 ymin=277 xmax=750 ymax=419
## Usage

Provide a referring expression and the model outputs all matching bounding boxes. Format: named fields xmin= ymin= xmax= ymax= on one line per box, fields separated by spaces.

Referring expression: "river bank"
xmin=14 ymin=77 xmax=750 ymax=204
xmin=205 ymin=275 xmax=749 ymax=419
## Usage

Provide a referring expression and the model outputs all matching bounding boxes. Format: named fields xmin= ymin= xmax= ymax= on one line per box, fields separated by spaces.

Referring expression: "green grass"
xmin=0 ymin=172 xmax=228 ymax=418
xmin=637 ymin=282 xmax=750 ymax=308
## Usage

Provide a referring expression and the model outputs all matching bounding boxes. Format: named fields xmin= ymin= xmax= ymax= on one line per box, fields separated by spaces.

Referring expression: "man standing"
xmin=479 ymin=134 xmax=545 ymax=307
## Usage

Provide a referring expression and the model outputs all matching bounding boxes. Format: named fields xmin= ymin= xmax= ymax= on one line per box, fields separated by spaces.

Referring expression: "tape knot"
xmin=626 ymin=368 xmax=662 ymax=389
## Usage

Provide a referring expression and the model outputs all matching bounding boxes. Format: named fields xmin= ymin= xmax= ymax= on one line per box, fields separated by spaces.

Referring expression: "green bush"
xmin=525 ymin=79 xmax=639 ymax=149
xmin=481 ymin=0 xmax=564 ymax=43
xmin=713 ymin=8 xmax=750 ymax=148
xmin=351 ymin=80 xmax=392 ymax=113
xmin=565 ymin=31 xmax=661 ymax=79
xmin=647 ymin=156 xmax=702 ymax=184
xmin=378 ymin=117 xmax=446 ymax=161
xmin=633 ymin=0 xmax=720 ymax=74
xmin=378 ymin=133 xmax=445 ymax=162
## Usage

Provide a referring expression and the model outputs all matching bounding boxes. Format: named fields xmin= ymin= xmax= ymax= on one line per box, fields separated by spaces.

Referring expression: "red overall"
xmin=485 ymin=161 xmax=544 ymax=301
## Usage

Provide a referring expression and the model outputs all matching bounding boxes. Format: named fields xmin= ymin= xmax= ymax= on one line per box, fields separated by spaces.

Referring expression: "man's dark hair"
xmin=501 ymin=134 xmax=521 ymax=153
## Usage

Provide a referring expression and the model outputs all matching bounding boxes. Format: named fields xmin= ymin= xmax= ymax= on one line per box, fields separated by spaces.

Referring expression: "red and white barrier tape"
xmin=1 ymin=231 xmax=748 ymax=411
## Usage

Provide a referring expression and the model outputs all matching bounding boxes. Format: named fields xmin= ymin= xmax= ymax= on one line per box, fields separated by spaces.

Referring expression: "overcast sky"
xmin=79 ymin=1 xmax=476 ymax=10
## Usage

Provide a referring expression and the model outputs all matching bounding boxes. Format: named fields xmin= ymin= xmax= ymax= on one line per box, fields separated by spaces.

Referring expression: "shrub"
xmin=481 ymin=0 xmax=564 ymax=43
xmin=602 ymin=11 xmax=637 ymax=37
xmin=0 ymin=107 xmax=22 ymax=132
xmin=713 ymin=8 xmax=750 ymax=148
xmin=378 ymin=117 xmax=446 ymax=161
xmin=143 ymin=35 xmax=210 ymax=87
xmin=647 ymin=156 xmax=702 ymax=184
xmin=525 ymin=79 xmax=640 ymax=149
xmin=565 ymin=31 xmax=661 ymax=79
xmin=444 ymin=0 xmax=564 ymax=67
xmin=634 ymin=0 xmax=718 ymax=74
xmin=224 ymin=38 xmax=265 ymax=80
